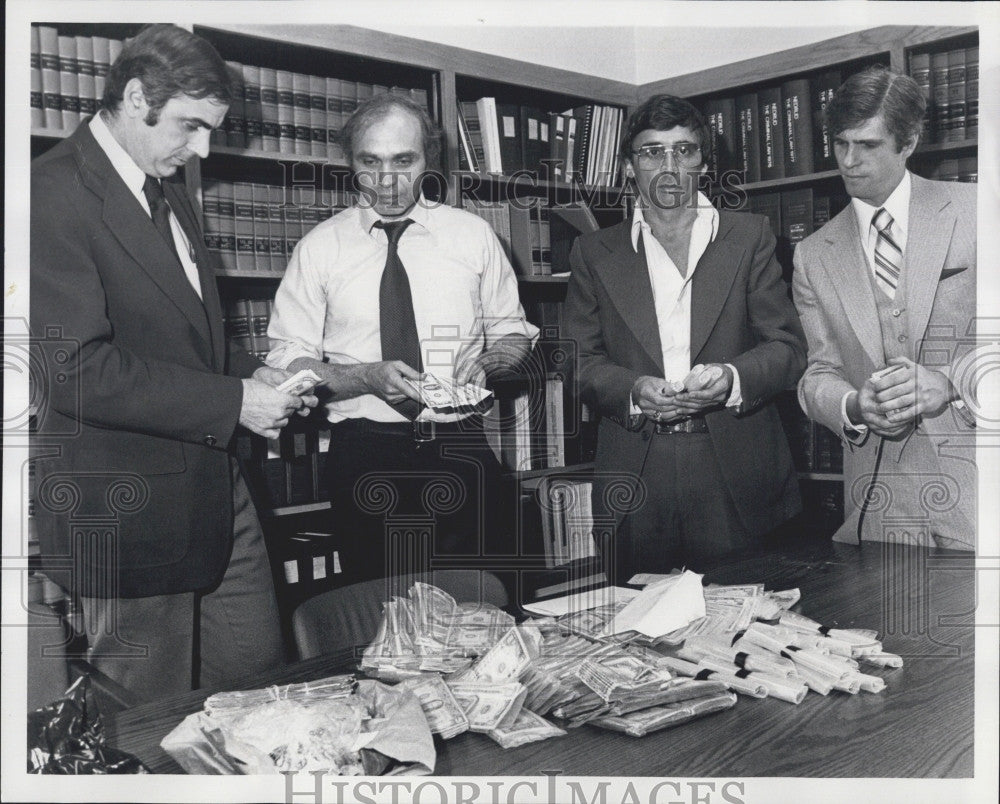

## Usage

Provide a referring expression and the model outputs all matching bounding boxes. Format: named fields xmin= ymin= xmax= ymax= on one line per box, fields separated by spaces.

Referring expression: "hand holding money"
xmin=671 ymin=363 xmax=733 ymax=413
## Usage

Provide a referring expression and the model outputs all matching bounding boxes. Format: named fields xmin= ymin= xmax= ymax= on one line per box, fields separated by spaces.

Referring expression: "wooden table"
xmin=106 ymin=536 xmax=976 ymax=777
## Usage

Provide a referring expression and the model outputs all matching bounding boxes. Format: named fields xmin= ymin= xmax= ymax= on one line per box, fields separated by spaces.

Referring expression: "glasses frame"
xmin=630 ymin=142 xmax=703 ymax=170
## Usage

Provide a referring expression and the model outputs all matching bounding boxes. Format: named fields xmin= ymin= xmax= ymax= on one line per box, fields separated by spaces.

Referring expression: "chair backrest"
xmin=292 ymin=569 xmax=509 ymax=660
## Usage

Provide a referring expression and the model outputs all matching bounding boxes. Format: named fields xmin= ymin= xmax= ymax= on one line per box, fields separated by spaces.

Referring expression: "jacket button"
xmin=892 ymin=309 xmax=901 ymax=317
xmin=897 ymin=334 xmax=907 ymax=343
xmin=204 ymin=435 xmax=217 ymax=446
xmin=641 ymin=431 xmax=650 ymax=441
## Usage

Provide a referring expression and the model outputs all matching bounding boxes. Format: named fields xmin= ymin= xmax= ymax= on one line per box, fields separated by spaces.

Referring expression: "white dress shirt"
xmin=266 ymin=196 xmax=539 ymax=423
xmin=841 ymin=171 xmax=912 ymax=433
xmin=89 ymin=113 xmax=202 ymax=299
xmin=629 ymin=193 xmax=742 ymax=411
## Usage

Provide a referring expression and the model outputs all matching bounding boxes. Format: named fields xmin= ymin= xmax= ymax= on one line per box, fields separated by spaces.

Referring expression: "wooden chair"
xmin=291 ymin=569 xmax=509 ymax=660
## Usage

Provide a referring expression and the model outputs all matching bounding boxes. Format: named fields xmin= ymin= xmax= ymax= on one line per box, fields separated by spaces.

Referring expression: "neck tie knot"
xmin=872 ymin=207 xmax=894 ymax=234
xmin=375 ymin=218 xmax=414 ymax=247
xmin=142 ymin=175 xmax=182 ymax=265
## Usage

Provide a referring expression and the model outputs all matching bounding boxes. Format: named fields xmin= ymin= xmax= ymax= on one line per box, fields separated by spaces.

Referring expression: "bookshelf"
xmin=28 ymin=20 xmax=979 ymax=592
xmin=642 ymin=24 xmax=979 ymax=532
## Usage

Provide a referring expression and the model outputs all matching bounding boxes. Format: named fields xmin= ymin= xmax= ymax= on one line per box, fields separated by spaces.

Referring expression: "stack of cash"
xmin=405 ymin=375 xmax=493 ymax=416
xmin=204 ymin=674 xmax=357 ymax=718
xmin=398 ymin=675 xmax=469 ymax=739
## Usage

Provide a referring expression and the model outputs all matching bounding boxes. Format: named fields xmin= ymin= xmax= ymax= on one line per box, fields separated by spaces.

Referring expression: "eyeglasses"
xmin=631 ymin=142 xmax=702 ymax=169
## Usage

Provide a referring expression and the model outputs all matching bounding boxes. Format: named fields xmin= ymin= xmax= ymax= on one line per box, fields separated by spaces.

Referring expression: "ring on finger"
xmin=653 ymin=410 xmax=661 ymax=422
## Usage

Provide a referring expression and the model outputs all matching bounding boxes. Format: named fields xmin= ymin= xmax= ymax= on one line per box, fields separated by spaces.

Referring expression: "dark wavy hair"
xmin=101 ymin=24 xmax=234 ymax=125
xmin=824 ymin=66 xmax=925 ymax=151
xmin=619 ymin=94 xmax=711 ymax=168
xmin=340 ymin=93 xmax=443 ymax=171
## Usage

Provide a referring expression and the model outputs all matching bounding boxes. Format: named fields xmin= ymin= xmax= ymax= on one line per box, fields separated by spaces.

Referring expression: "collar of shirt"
xmin=630 ymin=191 xmax=720 ymax=254
xmin=89 ymin=112 xmax=150 ymax=211
xmin=851 ymin=170 xmax=911 ymax=248
xmin=358 ymin=194 xmax=431 ymax=240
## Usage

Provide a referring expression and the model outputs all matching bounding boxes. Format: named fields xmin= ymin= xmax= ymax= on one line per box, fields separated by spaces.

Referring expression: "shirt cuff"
xmin=841 ymin=390 xmax=868 ymax=434
xmin=724 ymin=364 xmax=742 ymax=408
xmin=264 ymin=341 xmax=320 ymax=371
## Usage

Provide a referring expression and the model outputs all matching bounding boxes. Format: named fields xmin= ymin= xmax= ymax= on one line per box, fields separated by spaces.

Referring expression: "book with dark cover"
xmin=703 ymin=96 xmax=738 ymax=178
xmin=225 ymin=61 xmax=246 ymax=148
xmin=781 ymin=79 xmax=814 ymax=177
xmin=965 ymin=46 xmax=978 ymax=138
xmin=779 ymin=188 xmax=812 ymax=282
xmin=496 ymin=102 xmax=523 ymax=174
xmin=810 ymin=70 xmax=841 ymax=172
xmin=747 ymin=192 xmax=781 ymax=242
xmin=520 ymin=105 xmax=546 ymax=175
xmin=812 ymin=195 xmax=832 ymax=231
xmin=508 ymin=203 xmax=534 ymax=275
xmin=757 ymin=86 xmax=785 ymax=181
xmin=930 ymin=51 xmax=949 ymax=142
xmin=957 ymin=157 xmax=977 ymax=183
xmin=909 ymin=52 xmax=934 ymax=143
xmin=735 ymin=92 xmax=760 ymax=184
xmin=946 ymin=49 xmax=967 ymax=142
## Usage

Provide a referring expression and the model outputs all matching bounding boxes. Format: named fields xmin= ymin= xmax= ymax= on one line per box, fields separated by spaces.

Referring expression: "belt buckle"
xmin=414 ymin=419 xmax=435 ymax=443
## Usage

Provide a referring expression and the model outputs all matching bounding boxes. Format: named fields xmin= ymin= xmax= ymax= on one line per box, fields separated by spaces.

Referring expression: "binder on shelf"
xmin=242 ymin=64 xmax=263 ymax=150
xmin=259 ymin=66 xmax=280 ymax=152
xmin=735 ymin=92 xmax=760 ymax=184
xmin=225 ymin=61 xmax=246 ymax=148
xmin=476 ymin=96 xmax=502 ymax=173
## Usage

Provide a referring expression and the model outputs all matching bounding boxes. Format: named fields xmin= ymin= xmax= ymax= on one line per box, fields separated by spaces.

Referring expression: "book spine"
xmin=325 ymin=77 xmax=344 ymax=161
xmin=225 ymin=61 xmax=246 ymax=148
xmin=39 ymin=26 xmax=62 ymax=129
xmin=545 ymin=375 xmax=566 ymax=469
xmin=30 ymin=26 xmax=44 ymax=127
xmin=276 ymin=70 xmax=295 ymax=154
xmin=758 ymin=87 xmax=785 ymax=181
xmin=233 ymin=183 xmax=256 ymax=272
xmin=58 ymin=35 xmax=81 ymax=131
xmin=781 ymin=79 xmax=814 ymax=177
xmin=930 ymin=51 xmax=949 ymax=143
xmin=735 ymin=93 xmax=760 ymax=185
xmin=216 ymin=183 xmax=237 ymax=271
xmin=946 ymin=49 xmax=967 ymax=142
xmin=292 ymin=73 xmax=312 ymax=156
xmin=259 ymin=67 xmax=280 ymax=152
xmin=75 ymin=37 xmax=97 ymax=119
xmin=284 ymin=200 xmax=303 ymax=261
xmin=242 ymin=64 xmax=263 ymax=150
xmin=461 ymin=101 xmax=487 ymax=170
xmin=908 ymin=52 xmax=933 ymax=144
xmin=309 ymin=74 xmax=328 ymax=158
xmin=340 ymin=79 xmax=358 ymax=121
xmin=965 ymin=46 xmax=978 ymax=139
xmin=267 ymin=185 xmax=286 ymax=273
xmin=200 ymin=181 xmax=222 ymax=263
xmin=251 ymin=183 xmax=271 ymax=271
xmin=92 ymin=36 xmax=110 ymax=103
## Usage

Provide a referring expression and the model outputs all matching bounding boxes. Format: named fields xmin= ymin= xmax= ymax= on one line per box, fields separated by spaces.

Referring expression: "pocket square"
xmin=940 ymin=265 xmax=969 ymax=280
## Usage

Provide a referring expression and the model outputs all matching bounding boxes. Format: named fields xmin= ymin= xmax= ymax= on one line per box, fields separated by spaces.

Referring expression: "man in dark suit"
xmin=793 ymin=68 xmax=976 ymax=549
xmin=564 ymin=94 xmax=806 ymax=583
xmin=30 ymin=24 xmax=313 ymax=702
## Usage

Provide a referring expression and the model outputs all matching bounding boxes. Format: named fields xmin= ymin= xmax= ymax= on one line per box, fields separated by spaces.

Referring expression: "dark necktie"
xmin=142 ymin=175 xmax=182 ymax=265
xmin=375 ymin=218 xmax=422 ymax=420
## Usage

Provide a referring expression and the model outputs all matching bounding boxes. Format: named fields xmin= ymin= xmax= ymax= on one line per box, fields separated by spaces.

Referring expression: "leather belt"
xmin=653 ymin=417 xmax=709 ymax=435
xmin=332 ymin=416 xmax=481 ymax=443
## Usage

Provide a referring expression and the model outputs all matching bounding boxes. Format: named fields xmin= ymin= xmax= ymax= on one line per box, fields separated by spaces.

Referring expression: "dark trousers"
xmin=614 ymin=432 xmax=756 ymax=584
xmin=80 ymin=461 xmax=284 ymax=703
xmin=326 ymin=418 xmax=514 ymax=583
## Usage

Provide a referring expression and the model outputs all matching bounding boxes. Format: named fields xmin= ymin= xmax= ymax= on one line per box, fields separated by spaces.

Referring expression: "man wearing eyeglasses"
xmin=564 ymin=94 xmax=807 ymax=582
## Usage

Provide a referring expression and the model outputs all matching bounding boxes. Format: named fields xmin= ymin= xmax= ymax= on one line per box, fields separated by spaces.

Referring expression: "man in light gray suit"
xmin=793 ymin=67 xmax=977 ymax=550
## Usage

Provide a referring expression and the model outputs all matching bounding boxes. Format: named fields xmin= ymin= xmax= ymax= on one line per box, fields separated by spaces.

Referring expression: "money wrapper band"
xmin=683 ymin=636 xmax=796 ymax=677
xmin=697 ymin=657 xmax=807 ymax=704
xmin=656 ymin=655 xmax=768 ymax=699
xmin=862 ymin=652 xmax=904 ymax=669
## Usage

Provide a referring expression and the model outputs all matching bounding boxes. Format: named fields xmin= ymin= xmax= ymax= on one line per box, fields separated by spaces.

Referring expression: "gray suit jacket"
xmin=792 ymin=173 xmax=977 ymax=548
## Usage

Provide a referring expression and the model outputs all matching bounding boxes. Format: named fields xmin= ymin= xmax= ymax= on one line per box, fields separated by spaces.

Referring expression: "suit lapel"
xmin=821 ymin=207 xmax=884 ymax=366
xmin=690 ymin=213 xmax=745 ymax=361
xmin=904 ymin=175 xmax=954 ymax=351
xmin=72 ymin=126 xmax=213 ymax=352
xmin=595 ymin=224 xmax=664 ymax=374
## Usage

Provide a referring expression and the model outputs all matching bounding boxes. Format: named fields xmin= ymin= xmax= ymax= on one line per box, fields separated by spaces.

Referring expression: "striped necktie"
xmin=872 ymin=207 xmax=902 ymax=298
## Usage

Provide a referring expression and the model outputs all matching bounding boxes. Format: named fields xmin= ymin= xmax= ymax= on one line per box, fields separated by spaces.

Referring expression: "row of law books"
xmin=30 ymin=25 xmax=124 ymax=130
xmin=202 ymin=181 xmax=353 ymax=273
xmin=935 ymin=157 xmax=977 ymax=184
xmin=699 ymin=71 xmax=846 ymax=184
xmin=213 ymin=62 xmax=429 ymax=160
xmin=224 ymin=297 xmax=274 ymax=361
xmin=909 ymin=45 xmax=979 ymax=143
xmin=458 ymin=99 xmax=624 ymax=187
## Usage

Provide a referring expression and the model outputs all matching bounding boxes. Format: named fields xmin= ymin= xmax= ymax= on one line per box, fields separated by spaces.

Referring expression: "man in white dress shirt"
xmin=267 ymin=93 xmax=538 ymax=581
xmin=793 ymin=67 xmax=977 ymax=548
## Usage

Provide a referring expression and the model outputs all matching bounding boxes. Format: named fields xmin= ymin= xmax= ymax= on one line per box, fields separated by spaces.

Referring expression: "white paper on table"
xmin=627 ymin=572 xmax=682 ymax=586
xmin=521 ymin=586 xmax=639 ymax=617
xmin=602 ymin=570 xmax=706 ymax=638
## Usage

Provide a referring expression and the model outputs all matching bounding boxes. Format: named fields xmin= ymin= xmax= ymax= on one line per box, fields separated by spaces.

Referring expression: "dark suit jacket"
xmin=564 ymin=210 xmax=806 ymax=537
xmin=31 ymin=121 xmax=262 ymax=597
